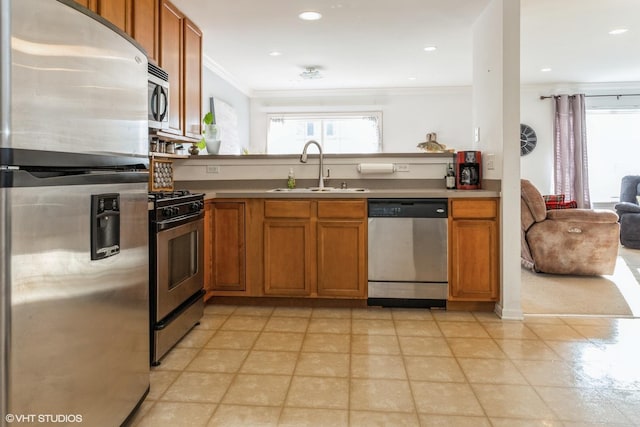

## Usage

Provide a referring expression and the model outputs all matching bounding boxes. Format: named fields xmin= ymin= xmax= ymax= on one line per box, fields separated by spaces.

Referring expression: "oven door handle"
xmin=156 ymin=212 xmax=204 ymax=231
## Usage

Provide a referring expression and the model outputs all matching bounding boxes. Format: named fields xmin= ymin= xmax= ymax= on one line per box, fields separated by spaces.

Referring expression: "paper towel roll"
xmin=357 ymin=163 xmax=395 ymax=174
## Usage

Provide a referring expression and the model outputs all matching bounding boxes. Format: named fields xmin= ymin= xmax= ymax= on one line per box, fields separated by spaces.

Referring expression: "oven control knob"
xmin=191 ymin=202 xmax=201 ymax=211
xmin=172 ymin=207 xmax=180 ymax=215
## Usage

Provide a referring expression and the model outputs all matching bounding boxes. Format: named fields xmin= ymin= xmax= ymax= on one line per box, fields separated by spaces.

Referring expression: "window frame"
xmin=266 ymin=111 xmax=383 ymax=154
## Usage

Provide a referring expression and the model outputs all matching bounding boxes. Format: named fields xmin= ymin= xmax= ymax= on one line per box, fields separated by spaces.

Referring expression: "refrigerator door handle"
xmin=1 ymin=169 xmax=148 ymax=188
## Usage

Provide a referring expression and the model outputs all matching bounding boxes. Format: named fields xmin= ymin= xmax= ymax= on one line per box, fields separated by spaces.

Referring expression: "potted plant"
xmin=189 ymin=112 xmax=216 ymax=155
xmin=202 ymin=112 xmax=221 ymax=154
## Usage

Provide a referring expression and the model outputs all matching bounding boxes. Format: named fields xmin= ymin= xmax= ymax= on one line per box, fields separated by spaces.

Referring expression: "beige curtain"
xmin=553 ymin=94 xmax=591 ymax=208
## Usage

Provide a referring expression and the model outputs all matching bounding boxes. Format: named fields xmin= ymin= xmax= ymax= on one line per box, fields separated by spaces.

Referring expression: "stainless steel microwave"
xmin=148 ymin=63 xmax=169 ymax=130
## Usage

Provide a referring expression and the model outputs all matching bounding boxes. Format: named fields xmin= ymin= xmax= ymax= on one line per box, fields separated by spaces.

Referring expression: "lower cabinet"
xmin=448 ymin=198 xmax=499 ymax=301
xmin=205 ymin=198 xmax=366 ymax=299
xmin=316 ymin=202 xmax=366 ymax=298
xmin=204 ymin=201 xmax=246 ymax=300
xmin=263 ymin=219 xmax=313 ymax=296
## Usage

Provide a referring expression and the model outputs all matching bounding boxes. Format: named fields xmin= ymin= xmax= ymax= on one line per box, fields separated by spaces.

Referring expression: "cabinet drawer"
xmin=450 ymin=199 xmax=497 ymax=219
xmin=317 ymin=201 xmax=366 ymax=219
xmin=264 ymin=200 xmax=312 ymax=218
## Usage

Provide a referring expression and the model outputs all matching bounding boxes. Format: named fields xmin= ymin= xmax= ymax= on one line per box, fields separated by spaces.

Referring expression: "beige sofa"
xmin=521 ymin=179 xmax=619 ymax=275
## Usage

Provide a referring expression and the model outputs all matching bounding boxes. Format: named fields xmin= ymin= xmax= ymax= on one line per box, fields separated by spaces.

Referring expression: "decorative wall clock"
xmin=520 ymin=123 xmax=537 ymax=156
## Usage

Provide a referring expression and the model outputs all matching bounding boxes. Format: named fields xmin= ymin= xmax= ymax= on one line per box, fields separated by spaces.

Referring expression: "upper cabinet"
xmin=71 ymin=0 xmax=131 ymax=34
xmin=159 ymin=0 xmax=202 ymax=141
xmin=71 ymin=0 xmax=201 ymax=141
xmin=183 ymin=18 xmax=202 ymax=139
xmin=159 ymin=0 xmax=184 ymax=136
xmin=132 ymin=0 xmax=159 ymax=63
xmin=94 ymin=0 xmax=131 ymax=33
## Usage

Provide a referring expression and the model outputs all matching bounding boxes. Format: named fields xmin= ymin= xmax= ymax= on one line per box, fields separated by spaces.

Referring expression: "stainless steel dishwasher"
xmin=368 ymin=199 xmax=448 ymax=307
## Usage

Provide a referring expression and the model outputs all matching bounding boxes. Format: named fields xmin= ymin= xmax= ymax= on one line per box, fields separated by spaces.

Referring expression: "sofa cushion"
xmin=546 ymin=200 xmax=577 ymax=210
xmin=543 ymin=194 xmax=565 ymax=203
xmin=521 ymin=179 xmax=547 ymax=222
xmin=547 ymin=208 xmax=618 ymax=223
xmin=615 ymin=202 xmax=640 ymax=214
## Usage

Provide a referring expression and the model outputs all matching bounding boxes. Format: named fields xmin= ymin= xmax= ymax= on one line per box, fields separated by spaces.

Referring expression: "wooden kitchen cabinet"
xmin=205 ymin=201 xmax=246 ymax=300
xmin=159 ymin=0 xmax=202 ymax=141
xmin=316 ymin=201 xmax=366 ymax=298
xmin=183 ymin=18 xmax=202 ymax=139
xmin=71 ymin=0 xmax=131 ymax=34
xmin=448 ymin=199 xmax=499 ymax=302
xmin=131 ymin=0 xmax=159 ymax=63
xmin=71 ymin=0 xmax=160 ymax=63
xmin=263 ymin=201 xmax=313 ymax=296
xmin=159 ymin=0 xmax=184 ymax=136
xmin=94 ymin=0 xmax=131 ymax=33
xmin=263 ymin=199 xmax=366 ymax=299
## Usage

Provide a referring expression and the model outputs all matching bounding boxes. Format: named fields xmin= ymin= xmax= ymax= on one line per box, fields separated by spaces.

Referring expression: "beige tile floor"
xmin=131 ymin=305 xmax=640 ymax=426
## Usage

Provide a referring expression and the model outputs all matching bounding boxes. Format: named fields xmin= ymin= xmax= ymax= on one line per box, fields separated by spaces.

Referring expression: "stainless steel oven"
xmin=149 ymin=190 xmax=205 ymax=365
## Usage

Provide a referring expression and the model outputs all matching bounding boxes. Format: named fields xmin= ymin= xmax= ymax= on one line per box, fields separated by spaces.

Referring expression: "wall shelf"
xmin=149 ymin=152 xmax=190 ymax=159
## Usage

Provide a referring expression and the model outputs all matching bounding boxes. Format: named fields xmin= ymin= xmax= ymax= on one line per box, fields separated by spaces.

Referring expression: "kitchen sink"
xmin=268 ymin=187 xmax=369 ymax=193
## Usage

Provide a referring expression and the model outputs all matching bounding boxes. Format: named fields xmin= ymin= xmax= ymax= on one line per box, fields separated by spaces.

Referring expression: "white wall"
xmin=520 ymin=86 xmax=554 ymax=193
xmin=249 ymin=88 xmax=474 ymax=154
xmin=473 ymin=0 xmax=522 ymax=320
xmin=519 ymin=82 xmax=640 ymax=195
xmin=201 ymin=66 xmax=251 ymax=152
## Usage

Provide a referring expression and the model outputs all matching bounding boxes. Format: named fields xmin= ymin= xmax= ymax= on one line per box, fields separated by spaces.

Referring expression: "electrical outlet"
xmin=206 ymin=165 xmax=220 ymax=174
xmin=395 ymin=164 xmax=410 ymax=172
xmin=474 ymin=127 xmax=480 ymax=143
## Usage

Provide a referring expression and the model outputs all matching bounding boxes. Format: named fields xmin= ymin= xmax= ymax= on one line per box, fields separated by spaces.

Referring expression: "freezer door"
xmin=5 ymin=0 xmax=148 ymax=162
xmin=3 ymin=181 xmax=149 ymax=426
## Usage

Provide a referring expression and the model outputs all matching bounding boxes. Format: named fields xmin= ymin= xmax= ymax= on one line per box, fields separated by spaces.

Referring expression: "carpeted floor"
xmin=521 ymin=247 xmax=640 ymax=317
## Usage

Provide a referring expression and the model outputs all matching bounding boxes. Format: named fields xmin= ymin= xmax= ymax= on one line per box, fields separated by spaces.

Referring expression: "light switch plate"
xmin=486 ymin=153 xmax=495 ymax=170
xmin=474 ymin=127 xmax=480 ymax=143
xmin=206 ymin=165 xmax=220 ymax=174
xmin=395 ymin=164 xmax=410 ymax=172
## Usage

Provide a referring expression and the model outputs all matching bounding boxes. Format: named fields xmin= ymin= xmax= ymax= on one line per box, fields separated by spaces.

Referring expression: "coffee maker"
xmin=454 ymin=151 xmax=482 ymax=189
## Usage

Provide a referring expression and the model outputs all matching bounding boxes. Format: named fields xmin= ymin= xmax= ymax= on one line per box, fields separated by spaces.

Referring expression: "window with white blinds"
xmin=266 ymin=112 xmax=382 ymax=154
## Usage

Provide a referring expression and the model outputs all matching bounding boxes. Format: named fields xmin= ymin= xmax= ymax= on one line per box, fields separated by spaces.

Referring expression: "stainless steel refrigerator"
xmin=1 ymin=1 xmax=150 ymax=425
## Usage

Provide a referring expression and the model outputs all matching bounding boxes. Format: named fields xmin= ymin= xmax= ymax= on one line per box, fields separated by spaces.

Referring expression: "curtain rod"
xmin=540 ymin=94 xmax=640 ymax=100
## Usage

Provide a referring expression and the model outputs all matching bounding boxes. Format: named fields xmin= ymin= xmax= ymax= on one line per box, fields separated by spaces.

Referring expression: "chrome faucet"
xmin=300 ymin=140 xmax=326 ymax=190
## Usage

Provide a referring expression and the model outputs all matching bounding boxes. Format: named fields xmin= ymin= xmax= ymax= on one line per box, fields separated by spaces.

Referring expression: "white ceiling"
xmin=172 ymin=0 xmax=640 ymax=94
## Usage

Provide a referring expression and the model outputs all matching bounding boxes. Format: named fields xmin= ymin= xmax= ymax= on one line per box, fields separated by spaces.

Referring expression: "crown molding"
xmin=202 ymin=54 xmax=253 ymax=97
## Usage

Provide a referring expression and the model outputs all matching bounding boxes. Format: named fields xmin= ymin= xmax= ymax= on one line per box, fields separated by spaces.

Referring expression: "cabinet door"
xmin=132 ymin=0 xmax=159 ymax=63
xmin=95 ymin=0 xmax=131 ymax=34
xmin=317 ymin=220 xmax=366 ymax=297
xmin=263 ymin=220 xmax=312 ymax=296
xmin=159 ymin=0 xmax=183 ymax=136
xmin=209 ymin=203 xmax=246 ymax=292
xmin=449 ymin=219 xmax=498 ymax=301
xmin=71 ymin=0 xmax=95 ymax=10
xmin=183 ymin=18 xmax=202 ymax=139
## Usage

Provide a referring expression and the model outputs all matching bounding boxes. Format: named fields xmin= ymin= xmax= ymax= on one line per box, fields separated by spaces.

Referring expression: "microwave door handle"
xmin=151 ymin=86 xmax=160 ymax=120
xmin=159 ymin=87 xmax=168 ymax=121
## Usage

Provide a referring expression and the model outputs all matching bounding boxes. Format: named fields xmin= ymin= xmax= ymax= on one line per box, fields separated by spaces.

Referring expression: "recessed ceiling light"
xmin=269 ymin=51 xmax=282 ymax=57
xmin=408 ymin=77 xmax=417 ymax=81
xmin=299 ymin=11 xmax=322 ymax=21
xmin=423 ymin=46 xmax=437 ymax=52
xmin=609 ymin=28 xmax=628 ymax=35
xmin=540 ymin=68 xmax=552 ymax=72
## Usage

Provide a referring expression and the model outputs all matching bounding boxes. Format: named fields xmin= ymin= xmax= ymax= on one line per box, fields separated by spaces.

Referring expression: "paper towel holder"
xmin=357 ymin=163 xmax=396 ymax=174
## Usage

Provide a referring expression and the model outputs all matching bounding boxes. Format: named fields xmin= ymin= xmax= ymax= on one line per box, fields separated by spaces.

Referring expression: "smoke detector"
xmin=300 ymin=67 xmax=322 ymax=80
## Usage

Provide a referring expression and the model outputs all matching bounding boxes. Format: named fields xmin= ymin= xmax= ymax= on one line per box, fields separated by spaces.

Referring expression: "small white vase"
xmin=204 ymin=124 xmax=221 ymax=154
